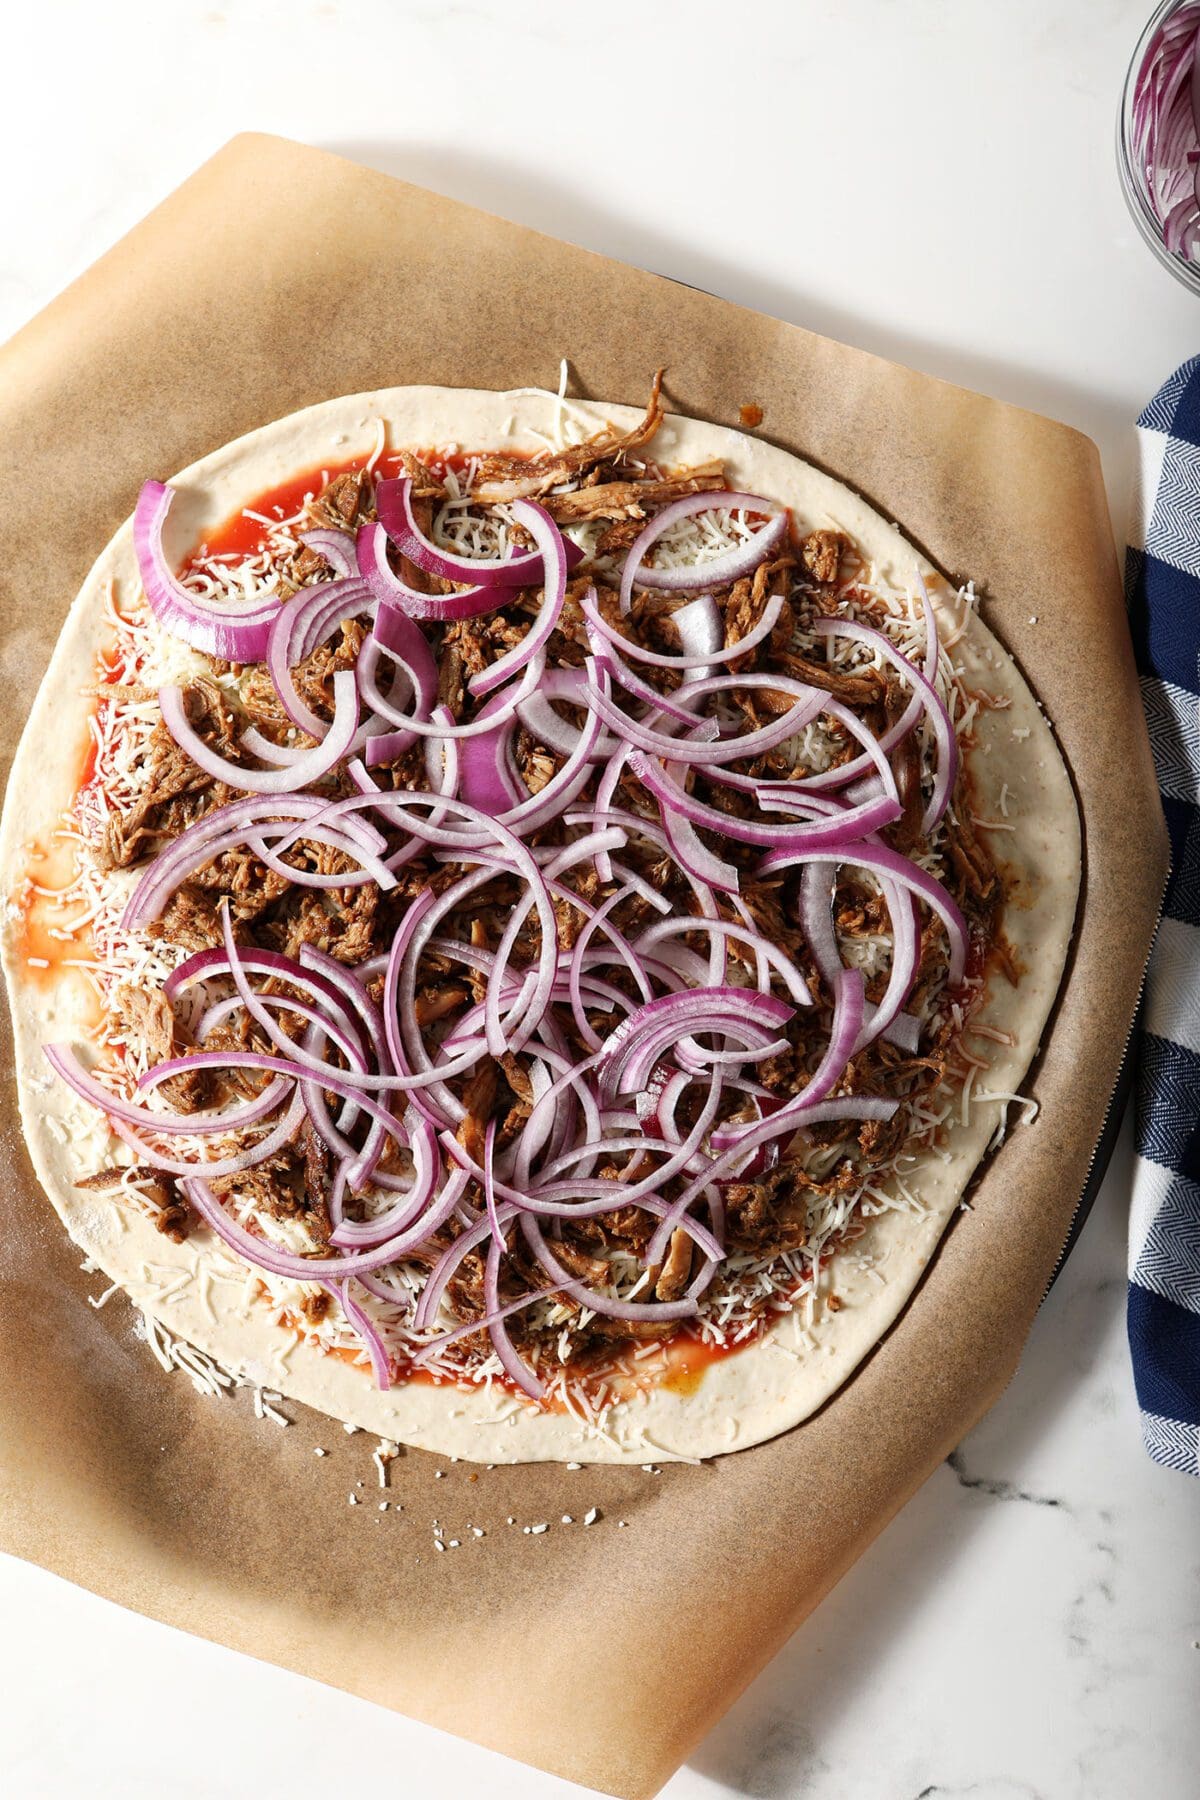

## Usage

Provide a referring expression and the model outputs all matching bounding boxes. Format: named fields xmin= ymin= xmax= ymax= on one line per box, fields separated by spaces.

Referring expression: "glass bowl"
xmin=1117 ymin=0 xmax=1200 ymax=296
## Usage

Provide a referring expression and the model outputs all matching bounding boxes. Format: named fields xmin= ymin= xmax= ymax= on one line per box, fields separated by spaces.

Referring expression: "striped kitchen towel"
xmin=1127 ymin=356 xmax=1200 ymax=1478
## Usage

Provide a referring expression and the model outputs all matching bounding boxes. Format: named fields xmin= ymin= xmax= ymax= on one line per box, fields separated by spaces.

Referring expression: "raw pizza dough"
xmin=0 ymin=388 xmax=1080 ymax=1462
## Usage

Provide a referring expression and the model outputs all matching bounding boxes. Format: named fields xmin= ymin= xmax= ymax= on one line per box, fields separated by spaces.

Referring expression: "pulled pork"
xmin=94 ymin=382 xmax=1005 ymax=1380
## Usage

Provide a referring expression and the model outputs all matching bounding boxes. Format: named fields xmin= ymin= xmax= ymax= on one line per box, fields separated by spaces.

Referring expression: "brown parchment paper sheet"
xmin=0 ymin=136 xmax=1167 ymax=1799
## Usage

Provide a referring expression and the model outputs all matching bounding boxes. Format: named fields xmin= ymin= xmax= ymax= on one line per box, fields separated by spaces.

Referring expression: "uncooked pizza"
xmin=0 ymin=377 xmax=1079 ymax=1462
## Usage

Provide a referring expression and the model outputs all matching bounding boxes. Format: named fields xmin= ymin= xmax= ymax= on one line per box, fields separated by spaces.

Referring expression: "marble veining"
xmin=944 ymin=1449 xmax=1068 ymax=1510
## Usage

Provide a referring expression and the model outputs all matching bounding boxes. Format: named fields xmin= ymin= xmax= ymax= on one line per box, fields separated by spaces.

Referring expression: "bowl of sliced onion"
xmin=1120 ymin=0 xmax=1200 ymax=290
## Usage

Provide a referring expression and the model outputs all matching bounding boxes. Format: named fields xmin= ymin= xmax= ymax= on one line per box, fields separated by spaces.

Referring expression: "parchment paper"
xmin=0 ymin=135 xmax=1166 ymax=1799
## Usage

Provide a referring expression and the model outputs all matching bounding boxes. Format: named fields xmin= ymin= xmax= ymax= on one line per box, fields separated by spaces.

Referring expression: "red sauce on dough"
xmin=188 ymin=445 xmax=495 ymax=566
xmin=11 ymin=727 xmax=101 ymax=999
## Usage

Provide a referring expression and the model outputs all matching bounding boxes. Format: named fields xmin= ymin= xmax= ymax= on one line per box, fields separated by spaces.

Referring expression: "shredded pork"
xmin=72 ymin=378 xmax=1007 ymax=1389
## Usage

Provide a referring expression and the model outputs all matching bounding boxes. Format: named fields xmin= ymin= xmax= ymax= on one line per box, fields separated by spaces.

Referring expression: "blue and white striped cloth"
xmin=1127 ymin=357 xmax=1200 ymax=1478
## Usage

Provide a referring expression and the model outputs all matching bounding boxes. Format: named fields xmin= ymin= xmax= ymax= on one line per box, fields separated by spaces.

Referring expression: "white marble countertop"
xmin=3 ymin=3 xmax=1199 ymax=1796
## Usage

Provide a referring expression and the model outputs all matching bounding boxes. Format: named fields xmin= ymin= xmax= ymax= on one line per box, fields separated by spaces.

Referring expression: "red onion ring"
xmin=760 ymin=838 xmax=968 ymax=989
xmin=44 ymin=1044 xmax=291 ymax=1137
xmin=480 ymin=1120 xmax=545 ymax=1400
xmin=266 ymin=576 xmax=373 ymax=738
xmin=631 ymin=750 xmax=902 ymax=851
xmin=356 ymin=520 xmax=495 ymax=621
xmin=182 ymin=1166 xmax=461 ymax=1281
xmin=159 ymin=669 xmax=360 ymax=795
xmin=320 ymin=1279 xmax=393 ymax=1390
xmin=133 ymin=480 xmax=279 ymax=661
xmin=582 ymin=586 xmax=784 ymax=671
xmin=467 ymin=499 xmax=569 ymax=698
xmin=300 ymin=528 xmax=358 ymax=577
xmin=619 ymin=490 xmax=788 ymax=614
xmin=810 ymin=608 xmax=957 ymax=832
xmin=375 ymin=476 xmax=583 ymax=588
xmin=109 ymin=1088 xmax=307 ymax=1180
xmin=516 ymin=665 xmax=619 ymax=758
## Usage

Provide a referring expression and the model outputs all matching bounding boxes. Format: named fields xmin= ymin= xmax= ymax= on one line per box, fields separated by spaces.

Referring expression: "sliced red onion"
xmin=328 ymin=1118 xmax=440 ymax=1249
xmin=411 ymin=1184 xmax=511 ymax=1331
xmin=516 ymin=666 xmax=618 ymax=758
xmin=212 ymin=901 xmax=363 ymax=1066
xmin=1130 ymin=1 xmax=1200 ymax=259
xmin=862 ymin=877 xmax=921 ymax=1052
xmin=470 ymin=660 xmax=605 ymax=842
xmin=511 ymin=1052 xmax=605 ymax=1193
xmin=45 ymin=1044 xmax=290 ymax=1137
xmin=583 ymin=665 xmax=831 ymax=768
xmin=586 ymin=744 xmax=633 ymax=883
xmin=353 ymin=599 xmax=438 ymax=757
xmin=411 ymin=838 xmax=555 ymax=1059
xmin=423 ymin=704 xmax=461 ymax=801
xmin=350 ymin=792 xmax=560 ymax=1060
xmin=480 ymin=1122 xmax=544 ymax=1401
xmin=642 ymin=972 xmax=875 ymax=1267
xmin=109 ymin=1088 xmax=306 ymax=1180
xmin=631 ymin=751 xmax=902 ymax=850
xmin=509 ymin=1055 xmax=574 ymax=1183
xmin=656 ymin=670 xmax=901 ymax=802
xmin=247 ymin=822 xmax=398 ymax=893
xmin=634 ymin=916 xmax=812 ymax=1007
xmin=298 ymin=941 xmax=402 ymax=1191
xmin=566 ymin=884 xmax=651 ymax=1052
xmin=121 ymin=797 xmax=362 ymax=927
xmin=810 ymin=607 xmax=957 ymax=831
xmin=565 ymin=803 xmax=726 ymax=923
xmin=364 ymin=648 xmax=546 ymax=759
xmin=604 ymin=1008 xmax=777 ymax=1096
xmin=619 ymin=490 xmax=788 ymax=613
xmin=356 ymin=520 xmax=496 ymax=622
xmin=468 ymin=500 xmax=569 ymax=699
xmin=584 ymin=620 xmax=715 ymax=728
xmin=606 ymin=858 xmax=672 ymax=916
xmin=435 ymin=1151 xmax=730 ymax=1263
xmin=294 ymin=577 xmax=375 ymax=661
xmin=475 ymin=811 xmax=613 ymax=1055
xmin=760 ymin=838 xmax=968 ymax=988
xmin=709 ymin=1089 xmax=786 ymax=1170
xmin=799 ymin=862 xmax=920 ymax=1054
xmin=266 ymin=576 xmax=372 ymax=739
xmin=300 ymin=528 xmax=358 ymax=578
xmin=321 ymin=1279 xmax=392 ymax=1389
xmin=660 ymin=802 xmax=740 ymax=895
xmin=582 ymin=587 xmax=783 ymax=672
xmin=134 ymin=480 xmax=278 ymax=661
xmin=237 ymin=727 xmax=310 ymax=767
xmin=480 ymin=858 xmax=648 ymax=1014
xmin=159 ymin=669 xmax=359 ymax=794
xmin=675 ymin=594 xmax=724 ymax=682
xmin=458 ymin=689 xmax=534 ymax=814
xmin=383 ymin=884 xmax=488 ymax=1128
xmin=759 ymin=582 xmax=940 ymax=798
xmin=595 ymin=988 xmax=793 ymax=1100
xmin=409 ymin=1279 xmax=562 ymax=1367
xmin=376 ymin=476 xmax=583 ymax=588
xmin=165 ymin=943 xmax=367 ymax=1040
xmin=182 ymin=1165 xmax=461 ymax=1281
xmin=139 ymin=1051 xmax=408 ymax=1143
xmin=442 ymin=1109 xmax=727 ymax=1243
xmin=520 ymin=1216 xmax=699 ymax=1323
xmin=709 ymin=1093 xmax=894 ymax=1156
